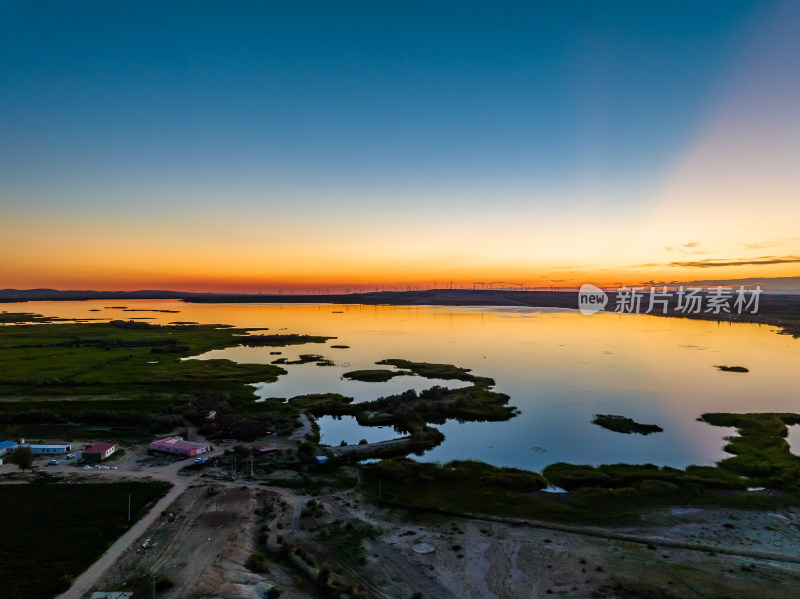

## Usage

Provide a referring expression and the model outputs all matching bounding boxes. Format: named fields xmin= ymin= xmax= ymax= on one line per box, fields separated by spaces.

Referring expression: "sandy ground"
xmin=93 ymin=484 xmax=311 ymax=599
xmin=6 ymin=442 xmax=800 ymax=599
xmin=328 ymin=489 xmax=800 ymax=599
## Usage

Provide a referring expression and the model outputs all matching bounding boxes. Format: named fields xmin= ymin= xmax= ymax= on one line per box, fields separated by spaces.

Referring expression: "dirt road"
xmin=56 ymin=478 xmax=189 ymax=599
xmin=290 ymin=413 xmax=312 ymax=441
xmin=55 ymin=449 xmax=225 ymax=599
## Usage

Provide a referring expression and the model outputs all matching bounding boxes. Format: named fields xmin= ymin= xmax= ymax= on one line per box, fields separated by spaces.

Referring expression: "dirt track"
xmin=8 ymin=443 xmax=800 ymax=599
xmin=53 ymin=446 xmax=226 ymax=599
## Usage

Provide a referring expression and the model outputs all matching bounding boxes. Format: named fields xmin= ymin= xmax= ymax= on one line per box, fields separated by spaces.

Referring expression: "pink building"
xmin=148 ymin=436 xmax=211 ymax=457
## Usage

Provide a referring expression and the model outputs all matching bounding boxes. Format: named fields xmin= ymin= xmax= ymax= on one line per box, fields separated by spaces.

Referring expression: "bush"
xmin=638 ymin=479 xmax=681 ymax=498
xmin=542 ymin=463 xmax=612 ymax=491
xmin=245 ymin=551 xmax=269 ymax=573
xmin=155 ymin=576 xmax=174 ymax=591
xmin=569 ymin=486 xmax=638 ymax=509
xmin=297 ymin=441 xmax=317 ymax=460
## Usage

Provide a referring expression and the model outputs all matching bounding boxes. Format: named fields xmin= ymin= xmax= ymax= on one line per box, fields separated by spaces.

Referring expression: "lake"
xmin=5 ymin=299 xmax=799 ymax=472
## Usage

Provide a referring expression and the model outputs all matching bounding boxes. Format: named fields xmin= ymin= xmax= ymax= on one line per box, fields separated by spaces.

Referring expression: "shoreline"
xmin=3 ymin=288 xmax=799 ymax=337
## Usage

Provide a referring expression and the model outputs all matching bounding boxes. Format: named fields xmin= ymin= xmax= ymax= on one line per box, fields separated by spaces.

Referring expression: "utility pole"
xmin=128 ymin=492 xmax=131 ymax=522
xmin=152 ymin=572 xmax=156 ymax=599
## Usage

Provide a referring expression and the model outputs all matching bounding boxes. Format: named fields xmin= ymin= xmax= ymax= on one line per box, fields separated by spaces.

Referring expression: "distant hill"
xmin=1 ymin=276 xmax=799 ymax=304
xmin=0 ymin=289 xmax=210 ymax=301
xmin=0 ymin=287 xmax=574 ymax=307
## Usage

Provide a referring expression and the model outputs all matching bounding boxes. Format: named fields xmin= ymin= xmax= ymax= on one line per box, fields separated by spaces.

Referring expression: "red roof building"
xmin=83 ymin=441 xmax=118 ymax=462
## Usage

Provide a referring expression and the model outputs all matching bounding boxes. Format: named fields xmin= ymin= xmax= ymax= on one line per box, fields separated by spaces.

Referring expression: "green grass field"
xmin=0 ymin=481 xmax=171 ymax=599
xmin=0 ymin=316 xmax=343 ymax=440
xmin=0 ymin=319 xmax=287 ymax=399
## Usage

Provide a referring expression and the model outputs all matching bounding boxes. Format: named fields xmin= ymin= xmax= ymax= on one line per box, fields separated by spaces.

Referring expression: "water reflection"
xmin=6 ymin=299 xmax=799 ymax=471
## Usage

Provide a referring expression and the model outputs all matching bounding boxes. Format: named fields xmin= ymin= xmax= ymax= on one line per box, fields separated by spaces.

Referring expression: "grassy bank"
xmin=239 ymin=333 xmax=334 ymax=347
xmin=714 ymin=365 xmax=750 ymax=373
xmin=272 ymin=353 xmax=334 ymax=365
xmin=362 ymin=412 xmax=800 ymax=523
xmin=361 ymin=459 xmax=584 ymax=521
xmin=288 ymin=383 xmax=516 ymax=434
xmin=376 ymin=358 xmax=496 ymax=386
xmin=592 ymin=414 xmax=663 ymax=435
xmin=701 ymin=412 xmax=800 ymax=490
xmin=342 ymin=369 xmax=405 ymax=382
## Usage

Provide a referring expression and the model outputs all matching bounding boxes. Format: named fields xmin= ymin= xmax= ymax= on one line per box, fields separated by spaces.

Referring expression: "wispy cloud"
xmin=632 ymin=255 xmax=800 ymax=269
xmin=741 ymin=241 xmax=784 ymax=250
xmin=739 ymin=237 xmax=800 ymax=250
xmin=553 ymin=265 xmax=587 ymax=270
xmin=663 ymin=242 xmax=706 ymax=255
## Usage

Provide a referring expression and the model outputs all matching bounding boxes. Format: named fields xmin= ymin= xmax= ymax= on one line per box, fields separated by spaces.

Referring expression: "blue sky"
xmin=2 ymin=2 xmax=757 ymax=192
xmin=2 ymin=1 xmax=798 ymax=290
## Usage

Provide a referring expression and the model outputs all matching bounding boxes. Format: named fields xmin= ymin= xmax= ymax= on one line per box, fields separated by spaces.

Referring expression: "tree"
xmin=8 ymin=446 xmax=33 ymax=471
xmin=297 ymin=441 xmax=316 ymax=460
xmin=316 ymin=566 xmax=331 ymax=588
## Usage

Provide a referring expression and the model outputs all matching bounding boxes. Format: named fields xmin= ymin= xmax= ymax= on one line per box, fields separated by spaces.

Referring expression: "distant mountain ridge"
xmin=2 ymin=276 xmax=799 ymax=303
xmin=0 ymin=289 xmax=211 ymax=300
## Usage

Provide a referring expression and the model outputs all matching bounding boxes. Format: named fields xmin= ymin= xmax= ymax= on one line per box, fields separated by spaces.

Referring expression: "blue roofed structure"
xmin=0 ymin=441 xmax=19 ymax=457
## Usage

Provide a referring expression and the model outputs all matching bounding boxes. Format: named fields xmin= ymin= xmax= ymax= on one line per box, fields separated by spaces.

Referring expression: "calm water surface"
xmin=6 ymin=300 xmax=799 ymax=472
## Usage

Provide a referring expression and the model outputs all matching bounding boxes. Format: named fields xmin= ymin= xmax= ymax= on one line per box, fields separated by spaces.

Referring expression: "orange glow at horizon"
xmin=2 ymin=203 xmax=800 ymax=292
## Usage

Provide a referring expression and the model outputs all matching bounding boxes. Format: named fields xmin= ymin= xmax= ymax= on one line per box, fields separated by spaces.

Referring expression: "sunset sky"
xmin=2 ymin=1 xmax=799 ymax=292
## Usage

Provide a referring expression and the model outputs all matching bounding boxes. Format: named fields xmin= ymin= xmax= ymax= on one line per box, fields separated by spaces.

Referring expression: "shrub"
xmin=155 ymin=577 xmax=175 ymax=591
xmin=245 ymin=551 xmax=270 ymax=573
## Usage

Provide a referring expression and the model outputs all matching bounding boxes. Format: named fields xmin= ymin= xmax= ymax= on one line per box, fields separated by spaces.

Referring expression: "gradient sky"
xmin=2 ymin=1 xmax=799 ymax=291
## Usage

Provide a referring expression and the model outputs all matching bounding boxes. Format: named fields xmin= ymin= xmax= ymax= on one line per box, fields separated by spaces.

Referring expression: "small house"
xmin=252 ymin=445 xmax=278 ymax=455
xmin=83 ymin=441 xmax=118 ymax=463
